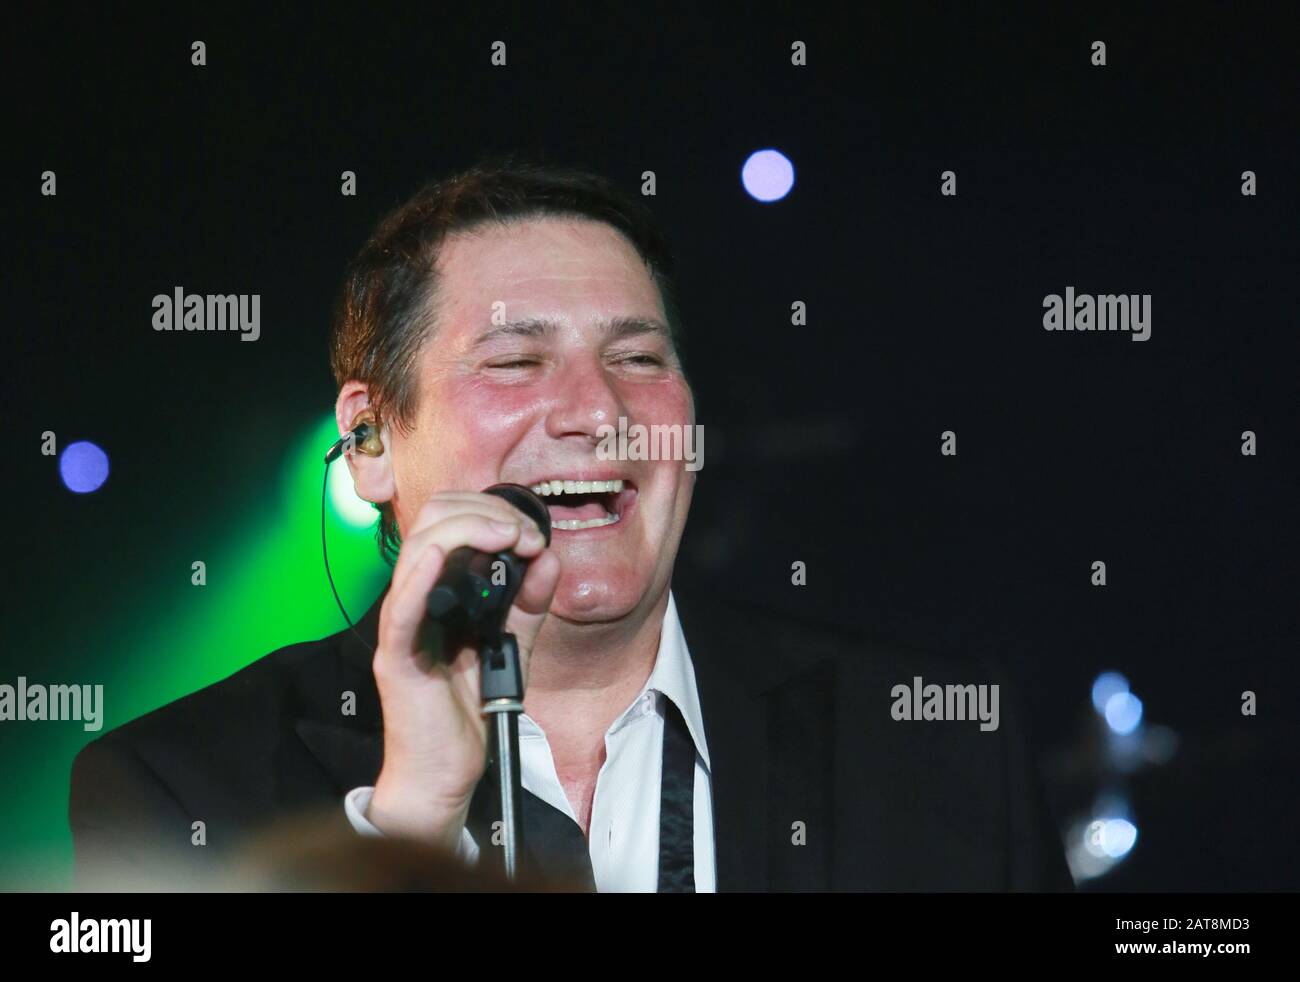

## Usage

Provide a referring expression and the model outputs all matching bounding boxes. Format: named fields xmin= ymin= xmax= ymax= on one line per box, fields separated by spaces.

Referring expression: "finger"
xmin=396 ymin=510 xmax=546 ymax=583
xmin=508 ymin=552 xmax=561 ymax=691
xmin=514 ymin=548 xmax=561 ymax=616
xmin=445 ymin=641 xmax=486 ymax=718
xmin=390 ymin=509 xmax=533 ymax=597
xmin=408 ymin=493 xmax=543 ymax=540
xmin=381 ymin=516 xmax=524 ymax=653
xmin=378 ymin=543 xmax=447 ymax=663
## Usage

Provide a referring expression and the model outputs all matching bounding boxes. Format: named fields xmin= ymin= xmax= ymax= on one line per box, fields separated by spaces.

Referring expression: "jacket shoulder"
xmin=675 ymin=588 xmax=991 ymax=686
xmin=88 ymin=631 xmax=344 ymax=753
xmin=70 ymin=625 xmax=359 ymax=824
xmin=68 ymin=626 xmax=361 ymax=884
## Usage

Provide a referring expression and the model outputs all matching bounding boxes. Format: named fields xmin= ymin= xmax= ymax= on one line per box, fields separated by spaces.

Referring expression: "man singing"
xmin=71 ymin=160 xmax=1072 ymax=892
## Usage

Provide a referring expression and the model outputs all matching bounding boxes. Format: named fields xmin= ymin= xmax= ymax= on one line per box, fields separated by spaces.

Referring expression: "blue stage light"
xmin=1091 ymin=671 xmax=1129 ymax=713
xmin=59 ymin=441 xmax=110 ymax=494
xmin=1104 ymin=691 xmax=1144 ymax=735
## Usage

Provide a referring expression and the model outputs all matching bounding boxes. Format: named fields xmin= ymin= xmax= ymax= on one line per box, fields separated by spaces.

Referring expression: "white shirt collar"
xmin=628 ymin=590 xmax=710 ymax=771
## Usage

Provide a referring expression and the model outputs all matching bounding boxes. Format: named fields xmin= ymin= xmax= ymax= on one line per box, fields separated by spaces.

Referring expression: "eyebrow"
xmin=472 ymin=316 xmax=671 ymax=348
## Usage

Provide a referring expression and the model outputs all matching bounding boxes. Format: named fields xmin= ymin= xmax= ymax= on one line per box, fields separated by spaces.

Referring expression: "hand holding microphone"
xmin=425 ymin=484 xmax=553 ymax=637
xmin=365 ymin=486 xmax=560 ymax=850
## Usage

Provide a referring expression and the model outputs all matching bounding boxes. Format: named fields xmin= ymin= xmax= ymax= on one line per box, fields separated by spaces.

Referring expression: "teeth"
xmin=552 ymin=512 xmax=620 ymax=530
xmin=528 ymin=479 xmax=626 ymax=496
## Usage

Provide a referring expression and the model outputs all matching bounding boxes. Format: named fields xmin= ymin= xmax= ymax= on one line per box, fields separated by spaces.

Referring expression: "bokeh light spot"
xmin=742 ymin=149 xmax=795 ymax=202
xmin=59 ymin=441 xmax=110 ymax=494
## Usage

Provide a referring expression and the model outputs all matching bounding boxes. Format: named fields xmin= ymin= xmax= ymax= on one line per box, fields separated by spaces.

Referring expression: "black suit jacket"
xmin=69 ymin=589 xmax=1073 ymax=891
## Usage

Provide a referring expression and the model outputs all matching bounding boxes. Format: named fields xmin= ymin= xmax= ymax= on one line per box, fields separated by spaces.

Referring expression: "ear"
xmin=335 ymin=382 xmax=396 ymax=505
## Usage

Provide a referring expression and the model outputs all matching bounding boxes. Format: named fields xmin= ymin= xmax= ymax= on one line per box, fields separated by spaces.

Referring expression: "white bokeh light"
xmin=741 ymin=149 xmax=795 ymax=202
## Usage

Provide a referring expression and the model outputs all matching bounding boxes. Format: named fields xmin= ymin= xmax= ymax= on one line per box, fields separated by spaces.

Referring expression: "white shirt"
xmin=344 ymin=591 xmax=716 ymax=892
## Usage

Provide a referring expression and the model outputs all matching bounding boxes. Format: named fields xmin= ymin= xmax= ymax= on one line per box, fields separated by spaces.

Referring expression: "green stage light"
xmin=1 ymin=414 xmax=391 ymax=889
xmin=328 ymin=444 xmax=382 ymax=528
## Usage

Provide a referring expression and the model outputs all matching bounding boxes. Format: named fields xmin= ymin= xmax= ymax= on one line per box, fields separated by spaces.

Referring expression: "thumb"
xmin=506 ymin=549 xmax=561 ymax=680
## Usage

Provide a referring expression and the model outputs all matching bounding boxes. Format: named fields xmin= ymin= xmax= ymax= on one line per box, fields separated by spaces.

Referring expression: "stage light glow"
xmin=1101 ymin=818 xmax=1138 ymax=858
xmin=1072 ymin=793 xmax=1139 ymax=880
xmin=1142 ymin=724 xmax=1180 ymax=764
xmin=1083 ymin=819 xmax=1108 ymax=858
xmin=1104 ymin=691 xmax=1144 ymax=735
xmin=19 ymin=415 xmax=390 ymax=887
xmin=328 ymin=451 xmax=380 ymax=528
xmin=742 ymin=149 xmax=795 ymax=202
xmin=59 ymin=441 xmax=110 ymax=493
xmin=1091 ymin=671 xmax=1129 ymax=713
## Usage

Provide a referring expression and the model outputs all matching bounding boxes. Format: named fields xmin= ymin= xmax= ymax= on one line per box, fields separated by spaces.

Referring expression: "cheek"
xmin=413 ymin=381 xmax=541 ymax=484
xmin=626 ymin=383 xmax=696 ymax=517
xmin=454 ymin=377 xmax=543 ymax=433
xmin=622 ymin=379 xmax=694 ymax=424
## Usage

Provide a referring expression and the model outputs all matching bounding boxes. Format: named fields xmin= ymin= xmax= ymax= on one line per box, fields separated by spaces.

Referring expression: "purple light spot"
xmin=742 ymin=149 xmax=795 ymax=202
xmin=60 ymin=441 xmax=110 ymax=493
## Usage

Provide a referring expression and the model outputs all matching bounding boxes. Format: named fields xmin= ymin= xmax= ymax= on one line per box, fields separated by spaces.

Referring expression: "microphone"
xmin=425 ymin=485 xmax=549 ymax=879
xmin=425 ymin=483 xmax=552 ymax=635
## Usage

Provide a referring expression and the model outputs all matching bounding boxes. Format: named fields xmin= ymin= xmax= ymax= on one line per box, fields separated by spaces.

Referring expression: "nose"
xmin=544 ymin=353 xmax=627 ymax=445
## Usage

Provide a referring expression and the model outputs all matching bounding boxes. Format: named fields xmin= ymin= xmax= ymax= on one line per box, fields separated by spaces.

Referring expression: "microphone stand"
xmin=425 ymin=482 xmax=550 ymax=882
xmin=479 ymin=624 xmax=525 ymax=880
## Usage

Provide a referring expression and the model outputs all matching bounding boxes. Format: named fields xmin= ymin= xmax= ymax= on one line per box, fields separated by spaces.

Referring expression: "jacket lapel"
xmin=676 ymin=591 xmax=836 ymax=892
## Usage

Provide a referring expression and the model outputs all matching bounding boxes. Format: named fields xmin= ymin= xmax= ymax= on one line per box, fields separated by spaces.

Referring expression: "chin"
xmin=548 ymin=567 xmax=647 ymax=624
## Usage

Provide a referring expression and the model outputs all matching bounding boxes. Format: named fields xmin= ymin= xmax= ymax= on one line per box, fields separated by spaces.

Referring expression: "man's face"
xmin=388 ymin=216 xmax=695 ymax=624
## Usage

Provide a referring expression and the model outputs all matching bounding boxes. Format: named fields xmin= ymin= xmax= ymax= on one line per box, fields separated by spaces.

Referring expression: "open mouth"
xmin=528 ymin=477 xmax=637 ymax=531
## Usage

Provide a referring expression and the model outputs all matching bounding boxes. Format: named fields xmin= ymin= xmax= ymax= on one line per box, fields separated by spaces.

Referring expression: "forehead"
xmin=433 ymin=216 xmax=667 ymax=337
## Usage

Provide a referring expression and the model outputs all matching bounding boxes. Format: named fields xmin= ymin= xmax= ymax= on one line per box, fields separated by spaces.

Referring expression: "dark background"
xmin=5 ymin=4 xmax=1297 ymax=889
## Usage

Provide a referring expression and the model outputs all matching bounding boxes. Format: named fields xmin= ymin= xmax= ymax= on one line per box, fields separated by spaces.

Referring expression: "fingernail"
xmin=490 ymin=520 xmax=518 ymax=534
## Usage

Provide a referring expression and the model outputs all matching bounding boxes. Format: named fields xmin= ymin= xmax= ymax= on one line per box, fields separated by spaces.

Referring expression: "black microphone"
xmin=425 ymin=483 xmax=552 ymax=635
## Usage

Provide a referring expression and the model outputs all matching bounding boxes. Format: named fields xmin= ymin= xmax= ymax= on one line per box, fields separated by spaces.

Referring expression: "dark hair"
xmin=329 ymin=157 xmax=685 ymax=564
